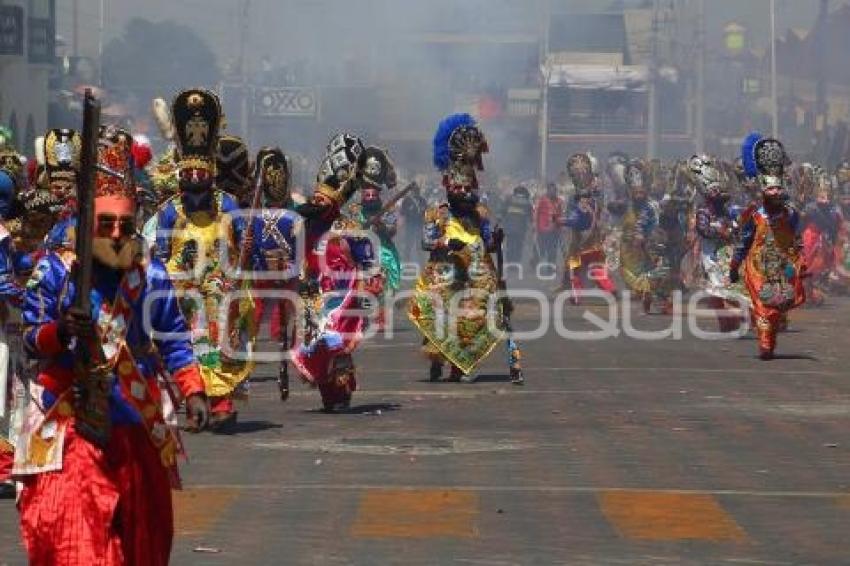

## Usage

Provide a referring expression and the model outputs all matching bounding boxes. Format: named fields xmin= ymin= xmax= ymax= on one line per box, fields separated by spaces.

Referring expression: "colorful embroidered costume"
xmin=249 ymin=147 xmax=300 ymax=400
xmin=0 ymin=169 xmax=24 ymax=487
xmin=156 ymin=191 xmax=253 ymax=400
xmin=732 ymin=134 xmax=806 ymax=359
xmin=17 ymin=247 xmax=203 ymax=565
xmin=690 ymin=155 xmax=747 ymax=332
xmin=345 ymin=146 xmax=401 ymax=332
xmin=409 ymin=114 xmax=520 ymax=382
xmin=290 ymin=133 xmax=380 ymax=411
xmin=154 ymin=89 xmax=253 ymax=425
xmin=618 ymin=161 xmax=668 ymax=312
xmin=562 ymin=153 xmax=616 ymax=303
xmin=15 ymin=124 xmax=204 ymax=564
xmin=800 ymin=172 xmax=844 ymax=305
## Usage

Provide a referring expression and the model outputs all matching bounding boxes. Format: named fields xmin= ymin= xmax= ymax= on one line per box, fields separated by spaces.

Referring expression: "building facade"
xmin=0 ymin=0 xmax=54 ymax=155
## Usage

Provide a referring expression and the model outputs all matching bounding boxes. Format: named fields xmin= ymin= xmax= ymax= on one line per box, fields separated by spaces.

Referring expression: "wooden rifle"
xmin=73 ymin=90 xmax=112 ymax=447
xmin=365 ymin=181 xmax=418 ymax=230
xmin=236 ymin=153 xmax=274 ymax=276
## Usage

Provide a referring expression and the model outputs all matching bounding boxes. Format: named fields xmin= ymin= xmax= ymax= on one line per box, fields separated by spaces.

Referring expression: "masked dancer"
xmin=731 ymin=134 xmax=806 ymax=360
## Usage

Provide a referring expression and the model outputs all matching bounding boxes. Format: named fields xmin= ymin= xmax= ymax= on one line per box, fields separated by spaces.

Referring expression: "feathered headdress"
xmin=741 ymin=132 xmax=763 ymax=179
xmin=34 ymin=136 xmax=45 ymax=167
xmin=433 ymin=113 xmax=477 ymax=171
xmin=131 ymin=134 xmax=153 ymax=169
xmin=741 ymin=131 xmax=789 ymax=190
xmin=433 ymin=113 xmax=488 ymax=190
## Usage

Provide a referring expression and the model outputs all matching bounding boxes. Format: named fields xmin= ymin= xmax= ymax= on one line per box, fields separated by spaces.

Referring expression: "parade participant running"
xmin=691 ymin=154 xmax=746 ymax=332
xmin=800 ymin=171 xmax=844 ymax=305
xmin=731 ymin=134 xmax=806 ymax=360
xmin=562 ymin=153 xmax=616 ymax=303
xmin=291 ymin=133 xmax=381 ymax=412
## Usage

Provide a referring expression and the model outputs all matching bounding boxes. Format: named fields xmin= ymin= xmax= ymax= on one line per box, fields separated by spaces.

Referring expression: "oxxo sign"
xmin=254 ymin=87 xmax=318 ymax=118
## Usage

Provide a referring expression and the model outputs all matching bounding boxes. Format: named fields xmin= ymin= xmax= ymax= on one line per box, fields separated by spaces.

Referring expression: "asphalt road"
xmin=2 ymin=291 xmax=849 ymax=565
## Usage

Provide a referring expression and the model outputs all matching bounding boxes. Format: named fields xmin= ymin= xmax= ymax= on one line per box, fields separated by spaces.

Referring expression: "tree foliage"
xmin=102 ymin=18 xmax=221 ymax=98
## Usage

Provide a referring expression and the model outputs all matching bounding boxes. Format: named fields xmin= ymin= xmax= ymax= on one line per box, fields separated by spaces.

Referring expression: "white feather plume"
xmin=34 ymin=136 xmax=45 ymax=167
xmin=152 ymin=97 xmax=175 ymax=141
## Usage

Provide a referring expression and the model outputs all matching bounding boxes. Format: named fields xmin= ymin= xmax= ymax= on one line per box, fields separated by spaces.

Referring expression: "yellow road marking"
xmin=351 ymin=489 xmax=479 ymax=539
xmin=173 ymin=487 xmax=239 ymax=536
xmin=599 ymin=490 xmax=747 ymax=542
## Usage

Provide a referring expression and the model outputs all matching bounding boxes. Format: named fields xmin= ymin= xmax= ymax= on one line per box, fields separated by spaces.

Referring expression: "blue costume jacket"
xmin=250 ymin=209 xmax=300 ymax=280
xmin=23 ymin=242 xmax=202 ymax=427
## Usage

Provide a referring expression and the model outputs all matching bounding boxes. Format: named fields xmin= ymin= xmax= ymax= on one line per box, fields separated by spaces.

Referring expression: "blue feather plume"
xmin=433 ymin=113 xmax=476 ymax=171
xmin=741 ymin=132 xmax=763 ymax=178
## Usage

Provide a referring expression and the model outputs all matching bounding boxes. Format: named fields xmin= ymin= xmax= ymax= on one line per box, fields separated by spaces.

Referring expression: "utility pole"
xmin=769 ymin=0 xmax=779 ymax=138
xmin=647 ymin=0 xmax=660 ymax=159
xmin=239 ymin=0 xmax=251 ymax=141
xmin=695 ymin=0 xmax=706 ymax=154
xmin=540 ymin=0 xmax=551 ymax=182
xmin=815 ymin=0 xmax=829 ymax=161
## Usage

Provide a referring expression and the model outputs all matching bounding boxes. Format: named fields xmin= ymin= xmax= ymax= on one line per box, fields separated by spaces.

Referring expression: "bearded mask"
xmin=361 ymin=186 xmax=381 ymax=212
xmin=92 ymin=195 xmax=141 ymax=270
xmin=447 ymin=184 xmax=478 ymax=213
xmin=761 ymin=184 xmax=786 ymax=211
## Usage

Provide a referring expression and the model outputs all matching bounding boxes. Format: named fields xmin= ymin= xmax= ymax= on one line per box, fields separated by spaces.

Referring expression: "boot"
xmin=0 ymin=481 xmax=14 ymax=499
xmin=510 ymin=367 xmax=525 ymax=386
xmin=429 ymin=360 xmax=443 ymax=382
xmin=278 ymin=363 xmax=290 ymax=402
xmin=642 ymin=293 xmax=652 ymax=315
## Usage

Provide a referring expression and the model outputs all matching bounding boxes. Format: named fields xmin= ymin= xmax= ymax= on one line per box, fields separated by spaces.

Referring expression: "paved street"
xmin=2 ymin=292 xmax=849 ymax=565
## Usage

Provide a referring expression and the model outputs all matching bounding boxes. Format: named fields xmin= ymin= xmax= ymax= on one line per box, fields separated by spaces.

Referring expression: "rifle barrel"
xmin=74 ymin=90 xmax=101 ymax=313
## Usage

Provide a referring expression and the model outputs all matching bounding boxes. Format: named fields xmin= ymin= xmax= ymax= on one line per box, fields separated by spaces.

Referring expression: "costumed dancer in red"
xmin=15 ymin=122 xmax=209 ymax=565
xmin=291 ymin=134 xmax=381 ymax=411
xmin=800 ymin=170 xmax=844 ymax=305
xmin=730 ymin=134 xmax=806 ymax=360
